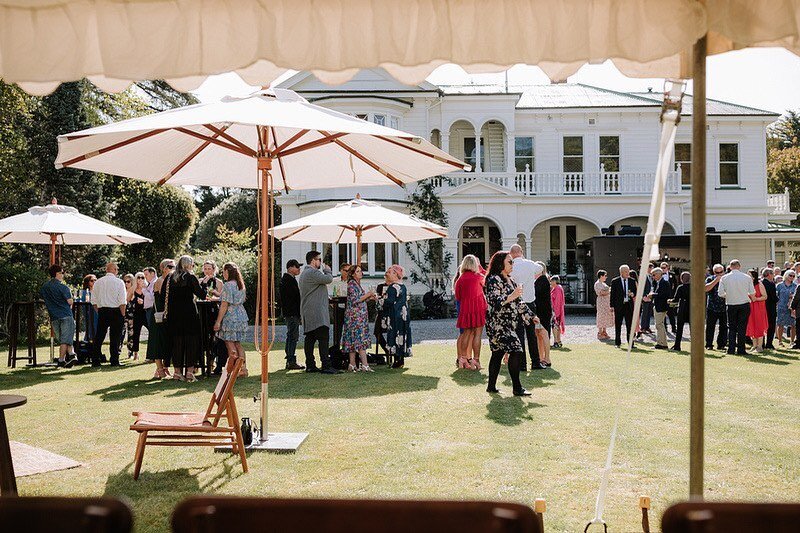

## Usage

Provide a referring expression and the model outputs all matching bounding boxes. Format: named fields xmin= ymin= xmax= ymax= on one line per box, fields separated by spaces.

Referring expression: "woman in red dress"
xmin=454 ymin=254 xmax=488 ymax=370
xmin=746 ymin=268 xmax=769 ymax=352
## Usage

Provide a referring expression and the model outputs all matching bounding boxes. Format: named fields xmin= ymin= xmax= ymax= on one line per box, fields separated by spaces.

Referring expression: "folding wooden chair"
xmin=129 ymin=357 xmax=248 ymax=480
xmin=662 ymin=502 xmax=800 ymax=533
xmin=171 ymin=496 xmax=541 ymax=533
xmin=0 ymin=496 xmax=132 ymax=533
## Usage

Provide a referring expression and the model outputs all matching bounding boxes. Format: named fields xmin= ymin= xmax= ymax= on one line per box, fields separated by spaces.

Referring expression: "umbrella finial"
xmin=356 ymin=193 xmax=361 ymax=200
xmin=50 ymin=197 xmax=58 ymax=205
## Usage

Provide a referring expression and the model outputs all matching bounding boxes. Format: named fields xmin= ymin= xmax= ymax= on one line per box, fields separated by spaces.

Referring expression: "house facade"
xmin=276 ymin=69 xmax=797 ymax=305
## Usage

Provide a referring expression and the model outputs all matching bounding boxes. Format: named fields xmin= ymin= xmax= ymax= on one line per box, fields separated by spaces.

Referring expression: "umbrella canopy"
xmin=0 ymin=202 xmax=151 ymax=246
xmin=270 ymin=197 xmax=447 ymax=246
xmin=2 ymin=0 xmax=799 ymax=95
xmin=54 ymin=88 xmax=468 ymax=188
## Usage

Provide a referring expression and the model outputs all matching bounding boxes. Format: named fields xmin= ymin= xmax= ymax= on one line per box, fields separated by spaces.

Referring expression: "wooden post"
xmin=639 ymin=495 xmax=651 ymax=533
xmin=49 ymin=234 xmax=57 ymax=266
xmin=356 ymin=227 xmax=363 ymax=269
xmin=257 ymin=125 xmax=273 ymax=442
xmin=690 ymin=33 xmax=708 ymax=499
xmin=534 ymin=498 xmax=546 ymax=532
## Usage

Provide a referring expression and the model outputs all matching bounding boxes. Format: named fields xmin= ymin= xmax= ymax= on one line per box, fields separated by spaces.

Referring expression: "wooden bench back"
xmin=172 ymin=497 xmax=541 ymax=533
xmin=663 ymin=502 xmax=800 ymax=533
xmin=205 ymin=357 xmax=244 ymax=426
xmin=0 ymin=497 xmax=132 ymax=533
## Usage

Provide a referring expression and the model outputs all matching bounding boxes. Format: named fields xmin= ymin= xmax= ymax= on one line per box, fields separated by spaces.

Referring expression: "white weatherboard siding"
xmin=275 ymin=69 xmax=797 ymax=299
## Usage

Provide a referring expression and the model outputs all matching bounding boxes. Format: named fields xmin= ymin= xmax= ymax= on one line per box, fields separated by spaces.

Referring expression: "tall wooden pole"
xmin=49 ymin=234 xmax=57 ymax=266
xmin=356 ymin=227 xmax=363 ymax=268
xmin=689 ymin=33 xmax=708 ymax=499
xmin=257 ymin=126 xmax=273 ymax=442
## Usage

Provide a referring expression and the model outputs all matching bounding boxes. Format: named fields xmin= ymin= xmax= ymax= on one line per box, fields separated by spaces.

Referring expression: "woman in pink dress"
xmin=454 ymin=254 xmax=488 ymax=370
xmin=594 ymin=270 xmax=614 ymax=340
xmin=746 ymin=268 xmax=769 ymax=352
xmin=550 ymin=275 xmax=566 ymax=348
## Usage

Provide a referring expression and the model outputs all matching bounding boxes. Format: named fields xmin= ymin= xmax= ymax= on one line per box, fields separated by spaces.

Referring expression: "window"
xmin=719 ymin=143 xmax=739 ymax=186
xmin=549 ymin=226 xmax=561 ymax=272
xmin=375 ymin=242 xmax=386 ymax=273
xmin=675 ymin=143 xmax=691 ymax=186
xmin=565 ymin=225 xmax=578 ymax=275
xmin=464 ymin=137 xmax=484 ymax=172
xmin=390 ymin=116 xmax=400 ymax=130
xmin=515 ymin=137 xmax=534 ymax=172
xmin=321 ymin=243 xmax=333 ymax=269
xmin=563 ymin=136 xmax=583 ymax=172
xmin=373 ymin=114 xmax=386 ymax=126
xmin=459 ymin=220 xmax=500 ymax=265
xmin=355 ymin=113 xmax=368 ymax=121
xmin=599 ymin=136 xmax=620 ymax=172
xmin=338 ymin=243 xmax=349 ymax=268
xmin=390 ymin=243 xmax=400 ymax=266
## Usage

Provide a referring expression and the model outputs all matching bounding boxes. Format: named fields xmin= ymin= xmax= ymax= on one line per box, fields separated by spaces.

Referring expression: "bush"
xmin=193 ymin=192 xmax=258 ymax=250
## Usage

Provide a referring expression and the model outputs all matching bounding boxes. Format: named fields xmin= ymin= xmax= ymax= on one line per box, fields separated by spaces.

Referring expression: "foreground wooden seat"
xmin=171 ymin=496 xmax=541 ymax=533
xmin=663 ymin=502 xmax=800 ymax=533
xmin=0 ymin=496 xmax=132 ymax=532
xmin=130 ymin=357 xmax=248 ymax=480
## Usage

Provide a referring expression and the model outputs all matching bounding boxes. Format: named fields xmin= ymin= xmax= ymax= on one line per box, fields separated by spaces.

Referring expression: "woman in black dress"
xmin=165 ymin=255 xmax=206 ymax=382
xmin=147 ymin=259 xmax=174 ymax=379
xmin=484 ymin=251 xmax=537 ymax=396
xmin=126 ymin=272 xmax=147 ymax=360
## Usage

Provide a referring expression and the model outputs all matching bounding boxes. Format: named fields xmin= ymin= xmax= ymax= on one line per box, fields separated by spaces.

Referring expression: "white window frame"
xmin=514 ymin=136 xmax=535 ymax=172
xmin=674 ymin=141 xmax=692 ymax=188
xmin=562 ymin=135 xmax=584 ymax=173
xmin=598 ymin=135 xmax=620 ymax=173
xmin=718 ymin=141 xmax=740 ymax=188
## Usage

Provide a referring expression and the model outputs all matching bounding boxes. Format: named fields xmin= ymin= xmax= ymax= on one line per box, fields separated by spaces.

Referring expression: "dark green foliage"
xmin=193 ymin=186 xmax=235 ymax=218
xmin=193 ymin=192 xmax=259 ymax=250
xmin=769 ymin=110 xmax=800 ymax=149
xmin=404 ymin=178 xmax=452 ymax=294
xmin=768 ymin=145 xmax=800 ymax=223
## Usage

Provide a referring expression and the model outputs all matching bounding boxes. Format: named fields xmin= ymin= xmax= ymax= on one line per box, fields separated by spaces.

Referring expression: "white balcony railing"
xmin=768 ymin=188 xmax=792 ymax=215
xmin=431 ymin=165 xmax=684 ymax=196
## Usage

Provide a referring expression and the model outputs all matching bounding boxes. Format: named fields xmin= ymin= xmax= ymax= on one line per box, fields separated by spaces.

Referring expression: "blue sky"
xmin=194 ymin=48 xmax=800 ymax=115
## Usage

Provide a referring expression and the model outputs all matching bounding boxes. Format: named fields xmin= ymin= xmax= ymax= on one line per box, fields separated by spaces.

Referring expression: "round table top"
xmin=0 ymin=395 xmax=26 ymax=410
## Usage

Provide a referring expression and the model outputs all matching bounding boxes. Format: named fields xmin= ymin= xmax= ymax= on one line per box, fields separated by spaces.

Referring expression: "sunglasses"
xmin=167 ymin=265 xmax=176 ymax=269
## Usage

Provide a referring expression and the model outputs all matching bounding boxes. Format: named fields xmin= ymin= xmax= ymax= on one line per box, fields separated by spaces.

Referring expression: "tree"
xmin=193 ymin=192 xmax=259 ymax=250
xmin=769 ymin=110 xmax=800 ymax=149
xmin=768 ymin=146 xmax=800 ymax=223
xmin=109 ymin=179 xmax=198 ymax=272
xmin=404 ymin=178 xmax=452 ymax=292
xmin=193 ymin=186 xmax=235 ymax=218
xmin=0 ymin=81 xmax=39 ymax=217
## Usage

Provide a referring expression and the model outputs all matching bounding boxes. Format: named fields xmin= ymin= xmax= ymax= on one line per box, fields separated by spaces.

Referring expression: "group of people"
xmin=278 ymin=250 xmax=412 ymax=374
xmin=594 ymin=258 xmax=800 ymax=355
xmin=451 ymin=245 xmax=565 ymax=397
xmin=39 ymin=257 xmax=249 ymax=380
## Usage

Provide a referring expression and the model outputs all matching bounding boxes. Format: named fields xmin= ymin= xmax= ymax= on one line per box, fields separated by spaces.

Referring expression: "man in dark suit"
xmin=650 ymin=267 xmax=672 ymax=349
xmin=279 ymin=259 xmax=306 ymax=370
xmin=610 ymin=264 xmax=637 ymax=348
xmin=762 ymin=267 xmax=778 ymax=350
xmin=660 ymin=262 xmax=678 ymax=333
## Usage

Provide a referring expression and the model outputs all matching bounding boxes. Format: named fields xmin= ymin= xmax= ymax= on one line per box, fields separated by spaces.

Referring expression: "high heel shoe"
xmin=457 ymin=356 xmax=472 ymax=369
xmin=348 ymin=364 xmax=357 ymax=372
xmin=469 ymin=358 xmax=481 ymax=371
xmin=360 ymin=365 xmax=374 ymax=372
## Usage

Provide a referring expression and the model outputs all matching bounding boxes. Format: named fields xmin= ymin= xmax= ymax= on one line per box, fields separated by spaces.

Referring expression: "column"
xmin=501 ymin=237 xmax=518 ymax=250
xmin=474 ymin=126 xmax=482 ymax=173
xmin=443 ymin=238 xmax=459 ymax=283
xmin=506 ymin=131 xmax=516 ymax=174
xmin=441 ymin=132 xmax=451 ymax=158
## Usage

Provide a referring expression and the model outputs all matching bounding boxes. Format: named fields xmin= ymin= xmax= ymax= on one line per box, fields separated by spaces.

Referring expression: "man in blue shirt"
xmin=40 ymin=264 xmax=77 ymax=368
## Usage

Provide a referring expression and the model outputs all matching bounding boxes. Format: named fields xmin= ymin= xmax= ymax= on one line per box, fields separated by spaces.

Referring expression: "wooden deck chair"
xmin=129 ymin=357 xmax=248 ymax=480
xmin=662 ymin=502 xmax=800 ymax=533
xmin=0 ymin=496 xmax=132 ymax=533
xmin=171 ymin=496 xmax=541 ymax=533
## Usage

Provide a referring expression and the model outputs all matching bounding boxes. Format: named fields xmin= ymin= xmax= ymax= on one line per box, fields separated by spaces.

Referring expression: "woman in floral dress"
xmin=341 ymin=265 xmax=376 ymax=372
xmin=594 ymin=270 xmax=614 ymax=340
xmin=214 ymin=262 xmax=249 ymax=377
xmin=484 ymin=251 xmax=537 ymax=396
xmin=775 ymin=270 xmax=796 ymax=346
xmin=382 ymin=264 xmax=412 ymax=368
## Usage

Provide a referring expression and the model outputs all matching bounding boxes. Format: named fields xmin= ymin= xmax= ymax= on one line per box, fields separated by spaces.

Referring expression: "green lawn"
xmin=3 ymin=342 xmax=799 ymax=532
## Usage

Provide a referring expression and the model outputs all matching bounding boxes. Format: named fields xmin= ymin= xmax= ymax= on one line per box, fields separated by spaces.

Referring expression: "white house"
xmin=276 ymin=69 xmax=798 ymax=305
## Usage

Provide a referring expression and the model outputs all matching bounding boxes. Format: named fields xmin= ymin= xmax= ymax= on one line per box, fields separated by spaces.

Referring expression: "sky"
xmin=194 ymin=48 xmax=800 ymax=116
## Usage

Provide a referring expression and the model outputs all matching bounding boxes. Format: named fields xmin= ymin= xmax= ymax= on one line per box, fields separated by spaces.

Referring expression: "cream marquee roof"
xmin=1 ymin=0 xmax=798 ymax=95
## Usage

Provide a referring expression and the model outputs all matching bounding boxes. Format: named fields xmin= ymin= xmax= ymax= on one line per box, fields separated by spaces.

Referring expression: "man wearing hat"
xmin=279 ymin=259 xmax=306 ymax=370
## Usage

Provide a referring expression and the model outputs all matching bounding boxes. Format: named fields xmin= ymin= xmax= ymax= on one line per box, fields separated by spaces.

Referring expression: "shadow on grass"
xmin=485 ymin=395 xmax=544 ymax=426
xmin=89 ymin=375 xmax=219 ymax=401
xmin=450 ymin=368 xmax=487 ymax=387
xmin=740 ymin=353 xmax=791 ymax=366
xmin=2 ymin=362 xmax=135 ymax=390
xmin=268 ymin=367 xmax=440 ymax=399
xmin=670 ymin=348 xmax=726 ymax=359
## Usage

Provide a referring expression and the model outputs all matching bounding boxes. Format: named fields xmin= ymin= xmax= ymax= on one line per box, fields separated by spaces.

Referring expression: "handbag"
xmin=154 ymin=275 xmax=170 ymax=323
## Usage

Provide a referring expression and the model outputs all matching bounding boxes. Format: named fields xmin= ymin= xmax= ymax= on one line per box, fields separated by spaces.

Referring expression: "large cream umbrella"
xmin=54 ymin=87 xmax=467 ymax=450
xmin=270 ymin=195 xmax=447 ymax=261
xmin=0 ymin=198 xmax=151 ymax=265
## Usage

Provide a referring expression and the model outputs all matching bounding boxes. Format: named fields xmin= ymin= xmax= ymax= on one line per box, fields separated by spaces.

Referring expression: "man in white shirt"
xmin=91 ymin=262 xmax=127 ymax=366
xmin=509 ymin=244 xmax=544 ymax=370
xmin=717 ymin=259 xmax=755 ymax=355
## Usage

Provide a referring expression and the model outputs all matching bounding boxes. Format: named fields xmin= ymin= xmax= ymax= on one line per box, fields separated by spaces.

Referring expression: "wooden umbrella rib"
xmin=277 ymin=225 xmax=310 ymax=240
xmin=158 ymin=124 xmax=231 ymax=185
xmin=332 ymin=138 xmax=404 ymax=187
xmin=383 ymin=226 xmax=406 ymax=243
xmin=61 ymin=128 xmax=168 ymax=167
xmin=0 ymin=231 xmax=10 ymax=241
xmin=174 ymin=127 xmax=253 ymax=157
xmin=278 ymin=133 xmax=347 ymax=158
xmin=422 ymin=227 xmax=448 ymax=237
xmin=334 ymin=227 xmax=347 ymax=244
xmin=273 ymin=129 xmax=309 ymax=154
xmin=108 ymin=236 xmax=126 ymax=245
xmin=377 ymin=135 xmax=467 ymax=169
xmin=270 ymin=126 xmax=290 ymax=193
xmin=203 ymin=124 xmax=257 ymax=156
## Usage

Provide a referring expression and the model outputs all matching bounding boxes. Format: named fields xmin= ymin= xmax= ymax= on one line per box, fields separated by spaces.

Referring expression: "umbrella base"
xmin=215 ymin=432 xmax=308 ymax=454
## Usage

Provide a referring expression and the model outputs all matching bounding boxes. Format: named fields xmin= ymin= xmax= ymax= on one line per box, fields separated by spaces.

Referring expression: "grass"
xmin=2 ymin=341 xmax=799 ymax=532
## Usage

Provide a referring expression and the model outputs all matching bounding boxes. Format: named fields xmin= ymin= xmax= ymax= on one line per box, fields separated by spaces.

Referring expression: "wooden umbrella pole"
xmin=49 ymin=234 xmax=57 ymax=266
xmin=689 ymin=33 xmax=708 ymax=499
xmin=356 ymin=227 xmax=363 ymax=267
xmin=257 ymin=125 xmax=273 ymax=442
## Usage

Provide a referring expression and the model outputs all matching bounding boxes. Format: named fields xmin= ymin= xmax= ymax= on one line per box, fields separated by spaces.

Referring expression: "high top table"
xmin=0 ymin=394 xmax=27 ymax=496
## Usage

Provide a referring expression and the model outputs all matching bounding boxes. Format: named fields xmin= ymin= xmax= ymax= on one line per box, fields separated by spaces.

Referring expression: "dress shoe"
xmin=513 ymin=389 xmax=532 ymax=397
xmin=705 ymin=345 xmax=713 ymax=350
xmin=305 ymin=366 xmax=320 ymax=373
xmin=736 ymin=350 xmax=748 ymax=356
xmin=654 ymin=344 xmax=669 ymax=350
xmin=671 ymin=345 xmax=681 ymax=351
xmin=486 ymin=387 xmax=500 ymax=393
xmin=391 ymin=360 xmax=405 ymax=369
xmin=320 ymin=367 xmax=341 ymax=374
xmin=285 ymin=362 xmax=306 ymax=370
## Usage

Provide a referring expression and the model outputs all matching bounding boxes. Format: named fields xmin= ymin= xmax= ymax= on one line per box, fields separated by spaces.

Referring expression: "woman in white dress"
xmin=594 ymin=270 xmax=614 ymax=340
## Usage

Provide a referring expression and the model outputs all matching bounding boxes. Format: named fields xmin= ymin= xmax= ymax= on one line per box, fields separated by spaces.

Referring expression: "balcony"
xmin=431 ymin=167 xmax=685 ymax=196
xmin=768 ymin=188 xmax=792 ymax=215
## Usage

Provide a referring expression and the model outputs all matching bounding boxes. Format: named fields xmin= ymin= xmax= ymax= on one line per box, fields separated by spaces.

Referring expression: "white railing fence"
xmin=768 ymin=187 xmax=791 ymax=215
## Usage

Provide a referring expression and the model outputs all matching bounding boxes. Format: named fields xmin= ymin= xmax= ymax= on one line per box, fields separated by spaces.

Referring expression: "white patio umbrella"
xmin=270 ymin=195 xmax=447 ymax=261
xmin=0 ymin=199 xmax=151 ymax=265
xmin=54 ymin=87 xmax=467 ymax=450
